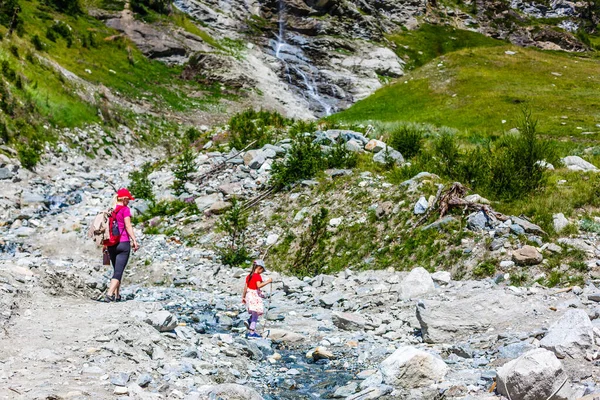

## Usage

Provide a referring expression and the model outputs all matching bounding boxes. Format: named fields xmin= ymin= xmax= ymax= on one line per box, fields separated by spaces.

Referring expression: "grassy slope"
xmin=332 ymin=31 xmax=600 ymax=138
xmin=1 ymin=0 xmax=227 ymax=133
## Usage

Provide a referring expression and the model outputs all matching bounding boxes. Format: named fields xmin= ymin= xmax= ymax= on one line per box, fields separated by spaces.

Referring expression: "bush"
xmin=17 ymin=142 xmax=42 ymax=170
xmin=9 ymin=44 xmax=19 ymax=58
xmin=389 ymin=125 xmax=423 ymax=159
xmin=228 ymin=109 xmax=288 ymax=150
xmin=31 ymin=34 xmax=44 ymax=51
xmin=171 ymin=144 xmax=197 ymax=195
xmin=217 ymin=198 xmax=250 ymax=267
xmin=487 ymin=109 xmax=554 ymax=199
xmin=473 ymin=259 xmax=496 ymax=277
xmin=291 ymin=207 xmax=330 ymax=277
xmin=1 ymin=60 xmax=16 ymax=81
xmin=128 ymin=162 xmax=155 ymax=201
xmin=433 ymin=130 xmax=461 ymax=177
xmin=271 ymin=134 xmax=324 ymax=188
xmin=184 ymin=127 xmax=202 ymax=143
xmin=46 ymin=21 xmax=73 ymax=47
xmin=0 ymin=0 xmax=20 ymax=28
xmin=43 ymin=0 xmax=83 ymax=14
xmin=131 ymin=0 xmax=171 ymax=15
xmin=325 ymin=140 xmax=358 ymax=169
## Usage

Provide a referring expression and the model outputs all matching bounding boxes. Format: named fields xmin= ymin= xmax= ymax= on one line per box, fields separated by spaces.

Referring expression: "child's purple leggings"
xmin=249 ymin=312 xmax=259 ymax=331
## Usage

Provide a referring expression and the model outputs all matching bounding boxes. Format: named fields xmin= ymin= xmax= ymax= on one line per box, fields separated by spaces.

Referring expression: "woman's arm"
xmin=124 ymin=216 xmax=139 ymax=251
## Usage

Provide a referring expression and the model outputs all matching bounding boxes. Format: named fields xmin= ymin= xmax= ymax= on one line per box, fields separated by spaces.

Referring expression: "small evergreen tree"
xmin=129 ymin=162 xmax=155 ymax=201
xmin=171 ymin=145 xmax=197 ymax=195
xmin=217 ymin=198 xmax=250 ymax=266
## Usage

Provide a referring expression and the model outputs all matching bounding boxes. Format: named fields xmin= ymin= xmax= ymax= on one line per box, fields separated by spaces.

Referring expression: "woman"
xmin=104 ymin=188 xmax=139 ymax=302
xmin=242 ymin=259 xmax=272 ymax=338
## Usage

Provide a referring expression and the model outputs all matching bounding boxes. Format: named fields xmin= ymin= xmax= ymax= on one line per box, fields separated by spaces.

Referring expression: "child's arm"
xmin=256 ymin=277 xmax=273 ymax=289
xmin=242 ymin=283 xmax=248 ymax=303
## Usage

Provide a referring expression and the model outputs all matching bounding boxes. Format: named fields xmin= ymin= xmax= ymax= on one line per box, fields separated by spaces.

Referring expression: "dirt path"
xmin=0 ymin=290 xmax=143 ymax=400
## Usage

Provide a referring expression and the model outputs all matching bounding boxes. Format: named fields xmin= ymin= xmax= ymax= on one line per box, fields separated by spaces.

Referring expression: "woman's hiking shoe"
xmin=115 ymin=295 xmax=123 ymax=302
xmin=98 ymin=294 xmax=115 ymax=303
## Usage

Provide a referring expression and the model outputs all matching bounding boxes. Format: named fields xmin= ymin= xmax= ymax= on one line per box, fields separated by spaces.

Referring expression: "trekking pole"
xmin=261 ymin=281 xmax=273 ymax=337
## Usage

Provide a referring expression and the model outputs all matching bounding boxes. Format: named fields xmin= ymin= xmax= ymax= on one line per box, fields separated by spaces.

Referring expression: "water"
xmin=272 ymin=0 xmax=333 ymax=117
xmin=132 ymin=287 xmax=356 ymax=398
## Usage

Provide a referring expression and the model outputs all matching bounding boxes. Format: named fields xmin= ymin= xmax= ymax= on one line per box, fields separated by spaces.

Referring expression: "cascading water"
xmin=272 ymin=0 xmax=333 ymax=116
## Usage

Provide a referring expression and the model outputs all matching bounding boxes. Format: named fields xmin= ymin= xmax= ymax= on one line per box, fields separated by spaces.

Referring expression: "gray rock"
xmin=421 ymin=216 xmax=456 ymax=231
xmin=333 ymin=381 xmax=358 ymax=398
xmin=137 ymin=373 xmax=153 ymax=387
xmin=490 ymin=238 xmax=506 ymax=251
xmin=380 ymin=346 xmax=448 ymax=388
xmin=267 ymin=329 xmax=305 ymax=343
xmin=332 ymin=312 xmax=367 ymax=331
xmin=413 ymin=196 xmax=429 ymax=215
xmin=431 ymin=271 xmax=451 ymax=286
xmin=498 ymin=341 xmax=536 ymax=359
xmin=320 ymin=291 xmax=345 ymax=307
xmin=496 ymin=348 xmax=574 ymax=400
xmin=345 ymin=140 xmax=363 ymax=153
xmin=194 ymin=384 xmax=264 ymax=400
xmin=553 ymin=213 xmax=570 ymax=233
xmin=373 ymin=148 xmax=404 ymax=165
xmin=467 ymin=211 xmax=488 ymax=231
xmin=110 ymin=372 xmax=130 ymax=386
xmin=562 ymin=155 xmax=599 ymax=172
xmin=539 ymin=309 xmax=594 ymax=358
xmin=589 ymin=293 xmax=600 ymax=302
xmin=511 ymin=216 xmax=546 ymax=235
xmin=249 ymin=153 xmax=267 ymax=169
xmin=365 ymin=139 xmax=387 ymax=153
xmin=194 ymin=193 xmax=220 ymax=211
xmin=0 ymin=167 xmax=13 ymax=180
xmin=399 ymin=267 xmax=434 ymax=300
xmin=510 ymin=223 xmax=526 ymax=235
xmin=145 ymin=311 xmax=178 ymax=332
xmin=346 ymin=385 xmax=393 ymax=400
xmin=545 ymin=243 xmax=563 ymax=254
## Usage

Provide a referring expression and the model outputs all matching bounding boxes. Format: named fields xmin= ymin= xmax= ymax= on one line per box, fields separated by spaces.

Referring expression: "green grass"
xmin=330 ymin=44 xmax=600 ymax=137
xmin=388 ymin=24 xmax=504 ymax=69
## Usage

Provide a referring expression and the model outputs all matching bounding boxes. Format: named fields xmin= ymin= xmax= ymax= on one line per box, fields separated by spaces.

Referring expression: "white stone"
xmin=431 ymin=271 xmax=451 ymax=285
xmin=553 ymin=213 xmax=569 ymax=233
xmin=413 ymin=196 xmax=429 ymax=215
xmin=380 ymin=346 xmax=448 ymax=388
xmin=398 ymin=267 xmax=435 ymax=300
xmin=266 ymin=234 xmax=279 ymax=246
xmin=497 ymin=348 xmax=575 ymax=400
xmin=539 ymin=309 xmax=594 ymax=359
xmin=562 ymin=156 xmax=599 ymax=172
xmin=194 ymin=193 xmax=220 ymax=211
xmin=500 ymin=260 xmax=515 ymax=268
xmin=329 ymin=217 xmax=343 ymax=227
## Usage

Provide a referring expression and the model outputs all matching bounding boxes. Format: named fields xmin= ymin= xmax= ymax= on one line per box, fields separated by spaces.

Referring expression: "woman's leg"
xmin=108 ymin=242 xmax=130 ymax=297
xmin=106 ymin=245 xmax=119 ymax=297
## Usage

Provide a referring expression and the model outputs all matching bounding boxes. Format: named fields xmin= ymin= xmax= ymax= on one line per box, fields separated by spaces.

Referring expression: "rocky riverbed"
xmin=1 ymin=134 xmax=600 ymax=400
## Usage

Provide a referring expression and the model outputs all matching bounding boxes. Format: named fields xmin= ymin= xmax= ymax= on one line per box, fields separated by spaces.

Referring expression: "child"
xmin=242 ymin=259 xmax=272 ymax=338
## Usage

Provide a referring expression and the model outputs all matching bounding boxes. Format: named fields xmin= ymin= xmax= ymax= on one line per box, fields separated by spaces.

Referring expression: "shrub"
xmin=389 ymin=125 xmax=423 ymax=159
xmin=128 ymin=162 xmax=155 ymax=201
xmin=433 ymin=130 xmax=461 ymax=177
xmin=1 ymin=60 xmax=16 ymax=81
xmin=487 ymin=109 xmax=554 ymax=199
xmin=228 ymin=109 xmax=288 ymax=150
xmin=17 ymin=141 xmax=42 ymax=170
xmin=46 ymin=21 xmax=73 ymax=47
xmin=291 ymin=207 xmax=330 ymax=277
xmin=171 ymin=144 xmax=197 ymax=195
xmin=288 ymin=120 xmax=317 ymax=136
xmin=131 ymin=0 xmax=171 ymax=15
xmin=325 ymin=140 xmax=358 ymax=169
xmin=0 ymin=0 xmax=20 ymax=28
xmin=217 ymin=198 xmax=250 ymax=267
xmin=43 ymin=0 xmax=83 ymax=14
xmin=31 ymin=34 xmax=44 ymax=51
xmin=473 ymin=260 xmax=496 ymax=277
xmin=184 ymin=127 xmax=202 ymax=143
xmin=271 ymin=134 xmax=324 ymax=188
xmin=9 ymin=44 xmax=19 ymax=58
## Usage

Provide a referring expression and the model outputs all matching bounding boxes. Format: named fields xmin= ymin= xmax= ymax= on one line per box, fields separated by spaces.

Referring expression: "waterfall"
xmin=272 ymin=0 xmax=333 ymax=116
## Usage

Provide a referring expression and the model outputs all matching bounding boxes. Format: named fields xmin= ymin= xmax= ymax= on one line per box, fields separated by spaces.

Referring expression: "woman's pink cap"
xmin=117 ymin=188 xmax=135 ymax=200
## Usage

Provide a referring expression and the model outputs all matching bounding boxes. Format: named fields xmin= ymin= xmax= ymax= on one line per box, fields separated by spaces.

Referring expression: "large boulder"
xmin=512 ymin=245 xmax=543 ymax=265
xmin=373 ymin=148 xmax=404 ymax=165
xmin=562 ymin=155 xmax=599 ymax=172
xmin=365 ymin=139 xmax=387 ymax=153
xmin=539 ymin=309 xmax=594 ymax=359
xmin=380 ymin=346 xmax=448 ymax=388
xmin=267 ymin=329 xmax=305 ymax=343
xmin=553 ymin=213 xmax=569 ymax=233
xmin=496 ymin=349 xmax=574 ymax=400
xmin=398 ymin=267 xmax=434 ymax=300
xmin=416 ymin=291 xmax=546 ymax=344
xmin=145 ymin=311 xmax=178 ymax=332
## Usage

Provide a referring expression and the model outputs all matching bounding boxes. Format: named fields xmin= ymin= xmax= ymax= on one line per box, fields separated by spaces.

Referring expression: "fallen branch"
xmin=551 ymin=286 xmax=573 ymax=295
xmin=194 ymin=140 xmax=257 ymax=185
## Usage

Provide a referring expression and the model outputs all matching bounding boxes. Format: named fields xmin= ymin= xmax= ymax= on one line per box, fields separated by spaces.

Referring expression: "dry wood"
xmin=413 ymin=182 xmax=510 ymax=230
xmin=551 ymin=286 xmax=573 ymax=295
xmin=195 ymin=140 xmax=257 ymax=185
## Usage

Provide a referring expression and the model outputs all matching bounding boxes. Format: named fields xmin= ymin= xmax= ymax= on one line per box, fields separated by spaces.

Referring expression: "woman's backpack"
xmin=88 ymin=206 xmax=125 ymax=247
